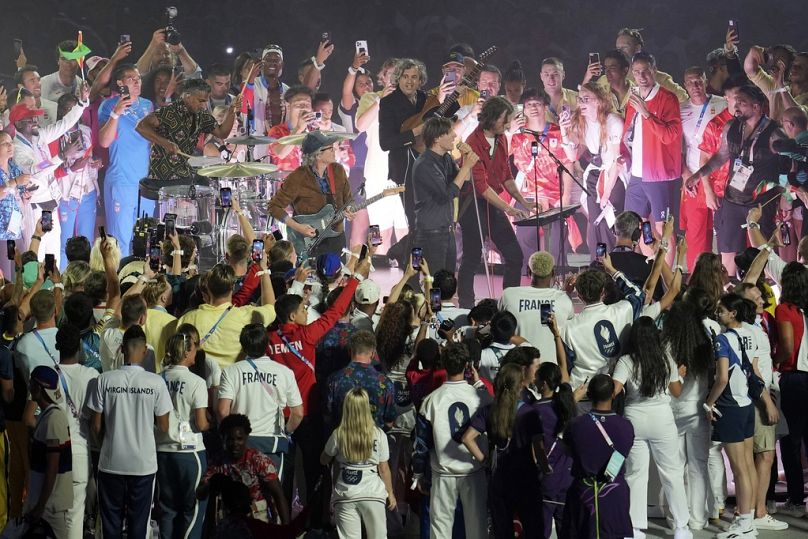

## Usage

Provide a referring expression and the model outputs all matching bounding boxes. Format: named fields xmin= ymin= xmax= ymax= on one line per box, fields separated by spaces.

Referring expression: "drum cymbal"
xmin=224 ymin=134 xmax=277 ymax=146
xmin=187 ymin=155 xmax=224 ymax=168
xmin=275 ymin=130 xmax=357 ymax=146
xmin=197 ymin=162 xmax=279 ymax=178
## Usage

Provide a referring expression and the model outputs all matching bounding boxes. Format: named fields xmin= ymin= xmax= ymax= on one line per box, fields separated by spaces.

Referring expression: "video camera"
xmin=165 ymin=6 xmax=182 ymax=46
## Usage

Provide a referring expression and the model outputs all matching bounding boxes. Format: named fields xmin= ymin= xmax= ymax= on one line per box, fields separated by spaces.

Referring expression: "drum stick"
xmin=760 ymin=192 xmax=782 ymax=209
xmin=177 ymin=150 xmax=193 ymax=159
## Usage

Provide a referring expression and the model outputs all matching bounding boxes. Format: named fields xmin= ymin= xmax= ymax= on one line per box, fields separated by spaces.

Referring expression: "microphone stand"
xmin=528 ymin=130 xmax=591 ymax=273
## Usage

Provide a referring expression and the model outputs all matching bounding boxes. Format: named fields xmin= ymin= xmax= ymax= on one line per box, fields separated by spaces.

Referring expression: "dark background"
xmin=2 ymin=0 xmax=807 ymax=98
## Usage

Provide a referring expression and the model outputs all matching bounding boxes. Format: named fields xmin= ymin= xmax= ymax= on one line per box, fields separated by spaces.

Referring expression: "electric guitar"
xmin=400 ymin=46 xmax=497 ymax=153
xmin=289 ymin=186 xmax=405 ymax=262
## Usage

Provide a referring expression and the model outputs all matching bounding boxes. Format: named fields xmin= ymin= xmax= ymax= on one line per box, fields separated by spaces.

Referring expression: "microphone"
xmin=521 ymin=127 xmax=544 ymax=136
xmin=531 ymin=141 xmax=539 ymax=157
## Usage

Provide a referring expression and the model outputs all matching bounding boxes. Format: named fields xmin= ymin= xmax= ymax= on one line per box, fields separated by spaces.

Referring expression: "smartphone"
xmin=98 ymin=225 xmax=107 ymax=241
xmin=164 ymin=213 xmax=176 ymax=237
xmin=148 ymin=246 xmax=161 ymax=272
xmin=44 ymin=254 xmax=55 ymax=276
xmin=429 ymin=287 xmax=442 ymax=312
xmin=781 ymin=223 xmax=791 ymax=246
xmin=368 ymin=224 xmax=382 ymax=246
xmin=641 ymin=221 xmax=654 ymax=245
xmin=540 ymin=303 xmax=553 ymax=325
xmin=515 ymin=103 xmax=525 ymax=116
xmin=118 ymin=84 xmax=129 ymax=97
xmin=596 ymin=242 xmax=607 ymax=259
xmin=589 ymin=52 xmax=601 ymax=65
xmin=41 ymin=210 xmax=53 ymax=232
xmin=251 ymin=239 xmax=264 ymax=262
xmin=6 ymin=240 xmax=15 ymax=260
xmin=355 ymin=40 xmax=368 ymax=56
xmin=269 ymin=224 xmax=283 ymax=241
xmin=444 ymin=70 xmax=457 ymax=84
xmin=321 ymin=32 xmax=331 ymax=44
xmin=359 ymin=244 xmax=369 ymax=262
xmin=560 ymin=104 xmax=571 ymax=121
xmin=220 ymin=187 xmax=232 ymax=208
xmin=480 ymin=89 xmax=490 ymax=99
xmin=119 ymin=34 xmax=131 ymax=45
xmin=411 ymin=247 xmax=423 ymax=271
xmin=314 ymin=111 xmax=323 ymax=120
xmin=728 ymin=19 xmax=739 ymax=41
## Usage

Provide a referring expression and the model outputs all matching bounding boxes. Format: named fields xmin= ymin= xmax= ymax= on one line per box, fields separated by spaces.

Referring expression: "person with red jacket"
xmin=458 ymin=97 xmax=533 ymax=308
xmin=265 ymin=253 xmax=370 ymax=518
xmin=622 ymin=52 xmax=683 ymax=238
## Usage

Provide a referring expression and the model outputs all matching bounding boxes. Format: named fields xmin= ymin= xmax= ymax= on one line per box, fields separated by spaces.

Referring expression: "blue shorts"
xmin=712 ymin=403 xmax=755 ymax=443
xmin=624 ymin=176 xmax=682 ymax=224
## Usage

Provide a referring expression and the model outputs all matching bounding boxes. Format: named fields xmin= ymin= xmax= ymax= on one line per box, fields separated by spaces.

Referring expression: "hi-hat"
xmin=224 ymin=134 xmax=277 ymax=146
xmin=276 ymin=130 xmax=357 ymax=146
xmin=197 ymin=162 xmax=279 ymax=178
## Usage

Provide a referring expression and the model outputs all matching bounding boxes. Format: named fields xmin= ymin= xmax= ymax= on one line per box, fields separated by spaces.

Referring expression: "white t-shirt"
xmin=672 ymin=318 xmax=719 ymax=417
xmin=59 ymin=363 xmax=100 ymax=449
xmin=612 ymin=353 xmax=681 ymax=408
xmin=418 ymin=380 xmax=491 ymax=476
xmin=745 ymin=320 xmax=773 ymax=388
xmin=630 ymin=84 xmax=662 ymax=177
xmin=325 ymin=426 xmax=389 ymax=503
xmin=583 ymin=113 xmax=624 ymax=169
xmin=203 ymin=356 xmax=222 ymax=389
xmin=499 ymin=286 xmax=574 ymax=364
xmin=715 ymin=326 xmax=757 ymax=408
xmin=16 ymin=327 xmax=59 ymax=386
xmin=479 ymin=343 xmax=515 ymax=381
xmin=89 ymin=365 xmax=172 ymax=475
xmin=39 ymin=72 xmax=81 ymax=102
xmin=218 ymin=356 xmax=302 ymax=437
xmin=156 ymin=365 xmax=208 ymax=453
xmin=100 ymin=327 xmax=157 ymax=372
xmin=680 ymin=95 xmax=727 ymax=173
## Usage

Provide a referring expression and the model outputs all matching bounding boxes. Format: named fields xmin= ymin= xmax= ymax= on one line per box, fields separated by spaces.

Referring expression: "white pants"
xmin=708 ymin=441 xmax=727 ymax=514
xmin=675 ymin=411 xmax=712 ymax=528
xmin=67 ymin=443 xmax=90 ymax=539
xmin=334 ymin=499 xmax=386 ymax=539
xmin=431 ymin=470 xmax=488 ymax=539
xmin=23 ymin=202 xmax=62 ymax=268
xmin=625 ymin=406 xmax=691 ymax=529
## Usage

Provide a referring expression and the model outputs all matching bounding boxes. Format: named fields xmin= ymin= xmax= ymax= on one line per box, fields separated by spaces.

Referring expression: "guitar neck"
xmin=434 ymin=49 xmax=495 ymax=118
xmin=351 ymin=191 xmax=390 ymax=212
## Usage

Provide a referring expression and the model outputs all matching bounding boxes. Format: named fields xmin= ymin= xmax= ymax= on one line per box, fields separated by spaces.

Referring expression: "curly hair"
xmin=391 ymin=58 xmax=427 ymax=89
xmin=780 ymin=261 xmax=808 ymax=310
xmin=375 ymin=301 xmax=414 ymax=372
xmin=661 ymin=299 xmax=712 ymax=381
xmin=219 ymin=413 xmax=252 ymax=436
xmin=626 ymin=316 xmax=671 ymax=398
xmin=478 ymin=96 xmax=514 ymax=131
xmin=569 ymin=82 xmax=614 ymax=149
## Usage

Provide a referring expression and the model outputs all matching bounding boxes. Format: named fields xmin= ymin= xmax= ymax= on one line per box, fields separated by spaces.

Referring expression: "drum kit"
xmin=154 ymin=130 xmax=355 ymax=264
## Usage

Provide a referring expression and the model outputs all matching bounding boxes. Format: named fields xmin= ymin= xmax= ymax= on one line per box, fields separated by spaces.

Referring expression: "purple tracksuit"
xmin=560 ymin=411 xmax=635 ymax=539
xmin=534 ymin=398 xmax=574 ymax=538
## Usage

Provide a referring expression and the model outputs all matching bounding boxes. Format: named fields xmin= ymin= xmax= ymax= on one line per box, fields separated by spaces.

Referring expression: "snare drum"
xmin=158 ymin=185 xmax=215 ymax=228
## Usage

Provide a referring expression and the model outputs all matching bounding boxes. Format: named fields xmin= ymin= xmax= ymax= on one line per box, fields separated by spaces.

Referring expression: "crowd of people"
xmin=0 ymin=12 xmax=807 ymax=539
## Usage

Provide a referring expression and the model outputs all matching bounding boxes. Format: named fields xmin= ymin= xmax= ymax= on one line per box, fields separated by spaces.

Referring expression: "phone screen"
xmin=98 ymin=225 xmax=107 ymax=240
xmin=119 ymin=34 xmax=131 ymax=45
xmin=355 ymin=40 xmax=368 ymax=56
xmin=781 ymin=223 xmax=791 ymax=246
xmin=728 ymin=19 xmax=739 ymax=41
xmin=149 ymin=246 xmax=161 ymax=271
xmin=321 ymin=32 xmax=331 ymax=43
xmin=430 ymin=287 xmax=442 ymax=312
xmin=411 ymin=247 xmax=423 ymax=270
xmin=641 ymin=221 xmax=654 ymax=245
xmin=560 ymin=104 xmax=571 ymax=121
xmin=220 ymin=187 xmax=232 ymax=208
xmin=540 ymin=303 xmax=553 ymax=325
xmin=444 ymin=71 xmax=457 ymax=84
xmin=164 ymin=214 xmax=176 ymax=237
xmin=589 ymin=52 xmax=601 ymax=65
xmin=596 ymin=242 xmax=607 ymax=259
xmin=359 ymin=244 xmax=369 ymax=262
xmin=6 ymin=240 xmax=15 ymax=260
xmin=369 ymin=225 xmax=382 ymax=246
xmin=44 ymin=254 xmax=55 ymax=276
xmin=41 ymin=210 xmax=53 ymax=232
xmin=270 ymin=224 xmax=283 ymax=241
xmin=252 ymin=240 xmax=264 ymax=262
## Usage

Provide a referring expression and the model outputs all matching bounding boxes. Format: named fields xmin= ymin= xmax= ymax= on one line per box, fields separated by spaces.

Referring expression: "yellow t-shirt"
xmin=597 ymin=69 xmax=688 ymax=103
xmin=749 ymin=67 xmax=808 ymax=121
xmin=176 ymin=302 xmax=276 ymax=369
xmin=144 ymin=307 xmax=177 ymax=372
xmin=546 ymin=87 xmax=579 ymax=124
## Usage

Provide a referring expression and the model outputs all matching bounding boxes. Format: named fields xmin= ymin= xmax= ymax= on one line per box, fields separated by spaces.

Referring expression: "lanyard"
xmin=14 ymin=134 xmax=34 ymax=151
xmin=200 ymin=306 xmax=232 ymax=345
xmin=739 ymin=117 xmax=768 ymax=164
xmin=693 ymin=100 xmax=711 ymax=133
xmin=32 ymin=330 xmax=79 ymax=418
xmin=588 ymin=413 xmax=615 ymax=448
xmin=276 ymin=330 xmax=314 ymax=371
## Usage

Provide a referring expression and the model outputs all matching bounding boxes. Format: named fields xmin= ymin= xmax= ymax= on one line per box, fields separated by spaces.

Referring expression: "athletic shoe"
xmin=752 ymin=514 xmax=789 ymax=530
xmin=766 ymin=500 xmax=778 ymax=515
xmin=716 ymin=523 xmax=757 ymax=539
xmin=632 ymin=529 xmax=646 ymax=539
xmin=777 ymin=501 xmax=806 ymax=518
xmin=673 ymin=527 xmax=693 ymax=539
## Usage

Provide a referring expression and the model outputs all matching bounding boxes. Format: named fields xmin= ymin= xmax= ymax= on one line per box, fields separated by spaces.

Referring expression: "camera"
xmin=164 ymin=6 xmax=182 ymax=46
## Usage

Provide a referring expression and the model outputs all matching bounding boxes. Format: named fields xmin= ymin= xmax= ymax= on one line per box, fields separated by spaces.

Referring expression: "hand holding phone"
xmin=596 ymin=242 xmax=607 ymax=260
xmin=149 ymin=246 xmax=161 ymax=272
xmin=560 ymin=104 xmax=571 ymax=122
xmin=119 ymin=34 xmax=131 ymax=45
xmin=411 ymin=247 xmax=423 ymax=271
xmin=252 ymin=239 xmax=264 ymax=262
xmin=41 ymin=210 xmax=53 ymax=232
xmin=44 ymin=254 xmax=55 ymax=276
xmin=98 ymin=226 xmax=107 ymax=241
xmin=641 ymin=221 xmax=654 ymax=245
xmin=164 ymin=214 xmax=176 ymax=237
xmin=540 ymin=304 xmax=554 ymax=325
xmin=368 ymin=225 xmax=382 ymax=246
xmin=430 ymin=287 xmax=442 ymax=312
xmin=220 ymin=187 xmax=232 ymax=208
xmin=355 ymin=40 xmax=368 ymax=56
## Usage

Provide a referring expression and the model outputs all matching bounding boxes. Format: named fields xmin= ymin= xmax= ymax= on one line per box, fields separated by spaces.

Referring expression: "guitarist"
xmin=268 ymin=131 xmax=354 ymax=257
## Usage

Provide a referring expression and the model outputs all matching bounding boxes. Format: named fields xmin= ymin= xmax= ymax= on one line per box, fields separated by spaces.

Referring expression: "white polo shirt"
xmin=89 ymin=365 xmax=172 ymax=475
xmin=218 ymin=356 xmax=302 ymax=437
xmin=479 ymin=342 xmax=516 ymax=381
xmin=499 ymin=286 xmax=574 ymax=364
xmin=156 ymin=365 xmax=209 ymax=453
xmin=16 ymin=327 xmax=59 ymax=386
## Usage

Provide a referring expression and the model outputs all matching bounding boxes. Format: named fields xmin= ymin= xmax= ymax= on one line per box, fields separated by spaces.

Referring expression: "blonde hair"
xmin=336 ymin=388 xmax=376 ymax=462
xmin=142 ymin=275 xmax=171 ymax=308
xmin=163 ymin=331 xmax=193 ymax=369
xmin=63 ymin=261 xmax=92 ymax=294
xmin=569 ymin=82 xmax=614 ymax=150
xmin=90 ymin=237 xmax=120 ymax=272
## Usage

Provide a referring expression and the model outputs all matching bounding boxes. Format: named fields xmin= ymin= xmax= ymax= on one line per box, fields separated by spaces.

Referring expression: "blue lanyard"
xmin=539 ymin=123 xmax=550 ymax=143
xmin=200 ymin=306 xmax=232 ymax=345
xmin=276 ymin=330 xmax=314 ymax=371
xmin=14 ymin=134 xmax=34 ymax=150
xmin=694 ymin=100 xmax=711 ymax=133
xmin=33 ymin=330 xmax=78 ymax=418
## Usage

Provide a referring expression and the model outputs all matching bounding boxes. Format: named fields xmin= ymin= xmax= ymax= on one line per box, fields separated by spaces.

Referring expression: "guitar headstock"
xmin=460 ymin=46 xmax=498 ymax=88
xmin=382 ymin=186 xmax=406 ymax=196
xmin=478 ymin=46 xmax=497 ymax=62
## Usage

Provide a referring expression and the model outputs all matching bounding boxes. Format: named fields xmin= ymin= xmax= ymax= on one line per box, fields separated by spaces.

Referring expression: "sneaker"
xmin=716 ymin=521 xmax=757 ymax=539
xmin=777 ymin=501 xmax=806 ymax=518
xmin=752 ymin=514 xmax=788 ymax=530
xmin=673 ymin=527 xmax=693 ymax=539
xmin=632 ymin=529 xmax=646 ymax=539
xmin=766 ymin=500 xmax=778 ymax=515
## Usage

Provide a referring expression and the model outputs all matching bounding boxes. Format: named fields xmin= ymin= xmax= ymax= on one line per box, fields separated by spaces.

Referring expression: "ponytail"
xmin=552 ymin=383 xmax=576 ymax=436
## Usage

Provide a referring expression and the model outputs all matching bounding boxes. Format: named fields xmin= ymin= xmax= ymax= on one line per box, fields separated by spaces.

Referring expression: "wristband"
xmin=774 ymin=87 xmax=788 ymax=94
xmin=674 ymin=265 xmax=685 ymax=274
xmin=424 ymin=275 xmax=433 ymax=282
xmin=761 ymin=244 xmax=773 ymax=253
xmin=744 ymin=221 xmax=760 ymax=230
xmin=341 ymin=247 xmax=359 ymax=260
xmin=171 ymin=250 xmax=184 ymax=256
xmin=52 ymin=283 xmax=64 ymax=291
xmin=311 ymin=56 xmax=325 ymax=71
xmin=110 ymin=111 xmax=120 ymax=120
xmin=348 ymin=66 xmax=359 ymax=75
xmin=256 ymin=270 xmax=269 ymax=277
xmin=659 ymin=240 xmax=670 ymax=251
xmin=32 ymin=235 xmax=41 ymax=241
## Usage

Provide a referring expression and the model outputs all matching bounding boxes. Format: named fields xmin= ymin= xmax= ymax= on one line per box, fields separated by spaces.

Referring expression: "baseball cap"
xmin=22 ymin=261 xmax=40 ymax=288
xmin=86 ymin=56 xmax=108 ymax=72
xmin=301 ymin=131 xmax=346 ymax=156
xmin=529 ymin=251 xmax=555 ymax=278
xmin=31 ymin=365 xmax=63 ymax=404
xmin=262 ymin=44 xmax=284 ymax=60
xmin=355 ymin=279 xmax=381 ymax=305
xmin=9 ymin=103 xmax=43 ymax=125
xmin=316 ymin=252 xmax=342 ymax=279
xmin=443 ymin=52 xmax=464 ymax=67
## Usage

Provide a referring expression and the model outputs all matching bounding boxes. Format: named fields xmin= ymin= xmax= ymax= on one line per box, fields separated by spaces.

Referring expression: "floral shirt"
xmin=326 ymin=361 xmax=395 ymax=429
xmin=204 ymin=447 xmax=278 ymax=505
xmin=148 ymin=100 xmax=217 ymax=181
xmin=0 ymin=161 xmax=23 ymax=240
xmin=315 ymin=321 xmax=356 ymax=383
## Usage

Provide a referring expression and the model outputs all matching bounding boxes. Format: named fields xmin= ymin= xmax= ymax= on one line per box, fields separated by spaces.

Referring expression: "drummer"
xmin=136 ymin=79 xmax=242 ymax=183
xmin=203 ymin=105 xmax=246 ymax=163
xmin=268 ymin=131 xmax=354 ymax=257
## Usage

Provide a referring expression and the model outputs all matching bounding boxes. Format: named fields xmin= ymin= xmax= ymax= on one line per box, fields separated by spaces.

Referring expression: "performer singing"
xmin=136 ymin=79 xmax=241 ymax=182
xmin=268 ymin=131 xmax=354 ymax=257
xmin=458 ymin=97 xmax=532 ymax=308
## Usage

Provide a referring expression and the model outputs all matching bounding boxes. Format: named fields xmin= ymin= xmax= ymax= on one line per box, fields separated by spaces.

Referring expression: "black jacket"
xmin=379 ymin=87 xmax=427 ymax=185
